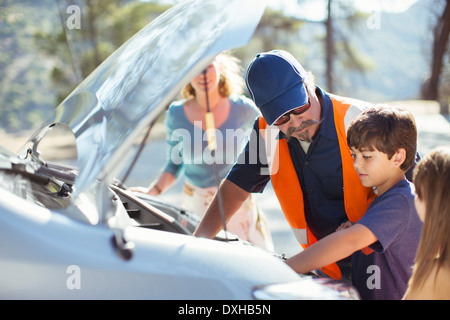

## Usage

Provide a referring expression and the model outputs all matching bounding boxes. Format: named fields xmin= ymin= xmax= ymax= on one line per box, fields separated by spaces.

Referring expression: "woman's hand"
xmin=128 ymin=185 xmax=161 ymax=196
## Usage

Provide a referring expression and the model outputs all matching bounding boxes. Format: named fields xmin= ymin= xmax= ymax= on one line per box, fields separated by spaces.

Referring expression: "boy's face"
xmin=350 ymin=146 xmax=405 ymax=196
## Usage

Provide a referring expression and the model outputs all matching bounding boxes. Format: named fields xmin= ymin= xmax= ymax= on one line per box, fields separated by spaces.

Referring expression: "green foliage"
xmin=0 ymin=0 xmax=57 ymax=132
xmin=0 ymin=0 xmax=171 ymax=132
xmin=1 ymin=1 xmax=308 ymax=133
xmin=1 ymin=0 xmax=378 ymax=133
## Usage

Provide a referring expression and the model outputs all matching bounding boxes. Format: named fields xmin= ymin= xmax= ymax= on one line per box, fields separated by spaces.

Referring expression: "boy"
xmin=285 ymin=105 xmax=423 ymax=299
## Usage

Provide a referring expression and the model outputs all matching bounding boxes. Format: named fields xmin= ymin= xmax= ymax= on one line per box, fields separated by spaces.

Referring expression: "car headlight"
xmin=252 ymin=276 xmax=360 ymax=300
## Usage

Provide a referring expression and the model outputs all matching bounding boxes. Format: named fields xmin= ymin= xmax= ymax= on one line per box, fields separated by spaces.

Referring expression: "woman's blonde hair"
xmin=182 ymin=51 xmax=245 ymax=99
xmin=408 ymin=146 xmax=450 ymax=291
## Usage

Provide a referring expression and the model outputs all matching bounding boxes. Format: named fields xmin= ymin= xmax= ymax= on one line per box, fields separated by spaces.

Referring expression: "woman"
xmin=403 ymin=146 xmax=450 ymax=299
xmin=130 ymin=52 xmax=274 ymax=251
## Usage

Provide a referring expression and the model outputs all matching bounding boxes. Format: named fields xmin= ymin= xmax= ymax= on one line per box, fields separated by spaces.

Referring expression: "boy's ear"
xmin=393 ymin=148 xmax=406 ymax=167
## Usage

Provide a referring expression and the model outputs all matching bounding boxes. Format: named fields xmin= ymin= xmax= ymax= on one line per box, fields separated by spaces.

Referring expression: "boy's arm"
xmin=285 ymin=224 xmax=377 ymax=274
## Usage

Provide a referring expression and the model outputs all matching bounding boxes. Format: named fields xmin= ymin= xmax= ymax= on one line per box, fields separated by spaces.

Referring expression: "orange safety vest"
xmin=259 ymin=94 xmax=376 ymax=280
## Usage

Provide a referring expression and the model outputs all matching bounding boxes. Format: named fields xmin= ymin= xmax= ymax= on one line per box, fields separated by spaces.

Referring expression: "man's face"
xmin=275 ymin=92 xmax=322 ymax=142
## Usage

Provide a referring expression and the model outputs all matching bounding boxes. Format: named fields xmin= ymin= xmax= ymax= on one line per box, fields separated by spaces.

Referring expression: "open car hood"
xmin=18 ymin=0 xmax=266 ymax=201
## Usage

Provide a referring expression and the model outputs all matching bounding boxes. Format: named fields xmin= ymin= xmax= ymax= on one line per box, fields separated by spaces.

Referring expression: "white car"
xmin=0 ymin=0 xmax=358 ymax=300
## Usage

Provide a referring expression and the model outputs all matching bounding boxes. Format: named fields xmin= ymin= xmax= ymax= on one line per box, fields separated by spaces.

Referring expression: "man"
xmin=194 ymin=50 xmax=393 ymax=280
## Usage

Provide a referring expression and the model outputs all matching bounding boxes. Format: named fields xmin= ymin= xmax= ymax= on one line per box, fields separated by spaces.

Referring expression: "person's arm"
xmin=129 ymin=171 xmax=176 ymax=196
xmin=194 ymin=179 xmax=250 ymax=239
xmin=285 ymin=223 xmax=377 ymax=274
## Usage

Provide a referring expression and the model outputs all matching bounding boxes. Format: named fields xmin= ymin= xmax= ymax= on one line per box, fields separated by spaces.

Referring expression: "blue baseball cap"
xmin=245 ymin=50 xmax=309 ymax=126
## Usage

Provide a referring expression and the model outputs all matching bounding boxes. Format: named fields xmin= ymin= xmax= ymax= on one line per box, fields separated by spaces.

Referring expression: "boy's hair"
xmin=347 ymin=105 xmax=417 ymax=171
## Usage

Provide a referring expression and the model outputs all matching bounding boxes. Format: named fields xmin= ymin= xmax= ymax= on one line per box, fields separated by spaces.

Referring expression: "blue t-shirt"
xmin=163 ymin=95 xmax=259 ymax=188
xmin=352 ymin=179 xmax=423 ymax=300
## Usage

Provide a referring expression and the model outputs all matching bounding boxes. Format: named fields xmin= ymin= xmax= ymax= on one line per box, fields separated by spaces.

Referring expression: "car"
xmin=0 ymin=0 xmax=359 ymax=300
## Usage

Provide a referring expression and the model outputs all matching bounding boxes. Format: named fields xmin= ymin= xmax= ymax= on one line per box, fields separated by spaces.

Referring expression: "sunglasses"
xmin=273 ymin=98 xmax=311 ymax=126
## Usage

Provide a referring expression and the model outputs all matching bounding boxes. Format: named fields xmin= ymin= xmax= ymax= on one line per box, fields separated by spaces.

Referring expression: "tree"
xmin=422 ymin=0 xmax=450 ymax=113
xmin=325 ymin=0 xmax=334 ymax=92
xmin=0 ymin=0 xmax=57 ymax=132
xmin=34 ymin=0 xmax=171 ymax=104
xmin=242 ymin=7 xmax=305 ymax=60
xmin=294 ymin=0 xmax=373 ymax=93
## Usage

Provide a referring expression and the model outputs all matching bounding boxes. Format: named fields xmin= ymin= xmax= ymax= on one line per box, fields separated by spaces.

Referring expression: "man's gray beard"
xmin=286 ymin=119 xmax=322 ymax=143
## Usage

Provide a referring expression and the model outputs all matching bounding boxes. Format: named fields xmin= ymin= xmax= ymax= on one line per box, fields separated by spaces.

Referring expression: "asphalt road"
xmin=125 ymin=105 xmax=450 ymax=258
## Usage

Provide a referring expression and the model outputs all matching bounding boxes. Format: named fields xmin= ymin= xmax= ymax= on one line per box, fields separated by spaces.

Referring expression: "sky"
xmin=268 ymin=0 xmax=419 ymax=21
